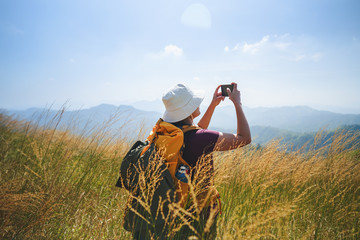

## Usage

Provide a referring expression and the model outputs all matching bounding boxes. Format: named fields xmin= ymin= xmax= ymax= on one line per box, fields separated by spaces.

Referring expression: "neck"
xmin=172 ymin=115 xmax=194 ymax=127
xmin=183 ymin=116 xmax=194 ymax=125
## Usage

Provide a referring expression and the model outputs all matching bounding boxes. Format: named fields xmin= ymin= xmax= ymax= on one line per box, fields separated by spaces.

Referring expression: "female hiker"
xmin=122 ymin=82 xmax=251 ymax=239
xmin=160 ymin=82 xmax=251 ymax=239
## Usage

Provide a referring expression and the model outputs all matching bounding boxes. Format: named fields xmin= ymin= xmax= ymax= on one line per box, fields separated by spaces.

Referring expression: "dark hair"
xmin=171 ymin=119 xmax=190 ymax=128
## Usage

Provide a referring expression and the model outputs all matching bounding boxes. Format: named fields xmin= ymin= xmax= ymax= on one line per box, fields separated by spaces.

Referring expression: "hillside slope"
xmin=1 ymin=113 xmax=359 ymax=239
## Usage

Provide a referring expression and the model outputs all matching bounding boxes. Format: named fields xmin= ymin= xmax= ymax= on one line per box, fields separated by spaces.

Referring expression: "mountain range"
xmin=211 ymin=105 xmax=360 ymax=132
xmin=2 ymin=103 xmax=360 ymax=145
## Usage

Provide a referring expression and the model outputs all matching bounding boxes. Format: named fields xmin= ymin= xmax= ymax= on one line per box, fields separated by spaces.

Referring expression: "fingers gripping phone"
xmin=221 ymin=84 xmax=234 ymax=96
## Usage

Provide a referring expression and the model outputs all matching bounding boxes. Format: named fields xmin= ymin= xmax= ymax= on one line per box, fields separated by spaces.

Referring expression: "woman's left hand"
xmin=211 ymin=85 xmax=225 ymax=107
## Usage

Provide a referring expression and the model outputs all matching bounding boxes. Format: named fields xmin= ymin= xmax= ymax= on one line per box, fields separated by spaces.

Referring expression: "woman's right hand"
xmin=227 ymin=82 xmax=241 ymax=105
xmin=211 ymin=85 xmax=225 ymax=107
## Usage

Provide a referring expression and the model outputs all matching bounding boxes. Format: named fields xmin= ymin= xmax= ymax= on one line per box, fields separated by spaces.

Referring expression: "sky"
xmin=1 ymin=0 xmax=360 ymax=113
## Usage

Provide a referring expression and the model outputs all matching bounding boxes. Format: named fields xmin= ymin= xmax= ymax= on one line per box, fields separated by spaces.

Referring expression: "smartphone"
xmin=221 ymin=84 xmax=234 ymax=96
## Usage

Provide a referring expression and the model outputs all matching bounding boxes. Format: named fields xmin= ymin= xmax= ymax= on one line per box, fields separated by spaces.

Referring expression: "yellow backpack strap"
xmin=141 ymin=118 xmax=163 ymax=155
xmin=181 ymin=125 xmax=202 ymax=134
xmin=147 ymin=118 xmax=164 ymax=142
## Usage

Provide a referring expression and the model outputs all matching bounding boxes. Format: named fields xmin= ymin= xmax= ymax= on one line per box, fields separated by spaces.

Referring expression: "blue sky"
xmin=1 ymin=0 xmax=360 ymax=113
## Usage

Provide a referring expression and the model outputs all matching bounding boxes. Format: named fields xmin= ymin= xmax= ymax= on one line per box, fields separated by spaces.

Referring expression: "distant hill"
xmin=2 ymin=104 xmax=161 ymax=139
xmin=2 ymin=104 xmax=360 ymax=145
xmin=246 ymin=124 xmax=360 ymax=152
xmin=281 ymin=125 xmax=360 ymax=151
xmin=250 ymin=126 xmax=296 ymax=145
xmin=211 ymin=105 xmax=360 ymax=132
xmin=130 ymin=100 xmax=360 ymax=133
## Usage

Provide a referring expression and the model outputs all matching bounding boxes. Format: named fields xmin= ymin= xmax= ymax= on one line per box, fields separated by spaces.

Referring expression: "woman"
xmin=161 ymin=83 xmax=251 ymax=239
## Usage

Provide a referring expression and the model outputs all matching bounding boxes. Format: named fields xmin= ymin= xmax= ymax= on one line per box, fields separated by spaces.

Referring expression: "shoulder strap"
xmin=181 ymin=125 xmax=202 ymax=134
xmin=178 ymin=125 xmax=202 ymax=162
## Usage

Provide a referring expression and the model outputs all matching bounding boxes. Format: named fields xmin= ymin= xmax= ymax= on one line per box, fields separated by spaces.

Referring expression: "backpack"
xmin=116 ymin=118 xmax=201 ymax=196
xmin=115 ymin=118 xmax=221 ymax=235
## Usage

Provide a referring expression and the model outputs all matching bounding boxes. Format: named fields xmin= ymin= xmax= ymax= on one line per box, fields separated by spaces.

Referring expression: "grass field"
xmin=1 ymin=112 xmax=359 ymax=239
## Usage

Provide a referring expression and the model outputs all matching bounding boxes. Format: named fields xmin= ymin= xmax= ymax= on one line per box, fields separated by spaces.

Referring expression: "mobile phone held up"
xmin=221 ymin=84 xmax=234 ymax=97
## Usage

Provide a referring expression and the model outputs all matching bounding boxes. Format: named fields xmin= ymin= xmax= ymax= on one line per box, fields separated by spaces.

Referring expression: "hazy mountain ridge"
xmin=211 ymin=105 xmax=360 ymax=132
xmin=1 ymin=104 xmax=161 ymax=139
xmin=213 ymin=124 xmax=360 ymax=151
xmin=2 ymin=103 xmax=360 ymax=145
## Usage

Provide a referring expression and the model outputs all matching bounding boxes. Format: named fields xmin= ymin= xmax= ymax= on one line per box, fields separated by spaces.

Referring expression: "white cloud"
xmin=311 ymin=53 xmax=322 ymax=62
xmin=233 ymin=44 xmax=241 ymax=51
xmin=228 ymin=34 xmax=323 ymax=63
xmin=276 ymin=33 xmax=290 ymax=39
xmin=164 ymin=45 xmax=183 ymax=57
xmin=294 ymin=54 xmax=306 ymax=61
xmin=224 ymin=46 xmax=229 ymax=52
xmin=181 ymin=3 xmax=211 ymax=29
xmin=231 ymin=34 xmax=290 ymax=54
xmin=193 ymin=77 xmax=200 ymax=81
xmin=146 ymin=44 xmax=184 ymax=60
xmin=291 ymin=52 xmax=322 ymax=62
xmin=243 ymin=35 xmax=270 ymax=55
xmin=273 ymin=42 xmax=290 ymax=51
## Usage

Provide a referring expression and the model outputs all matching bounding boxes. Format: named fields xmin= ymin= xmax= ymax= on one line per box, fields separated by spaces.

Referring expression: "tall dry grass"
xmin=0 ymin=110 xmax=359 ymax=239
xmin=0 ymin=110 xmax=135 ymax=239
xmin=214 ymin=132 xmax=360 ymax=239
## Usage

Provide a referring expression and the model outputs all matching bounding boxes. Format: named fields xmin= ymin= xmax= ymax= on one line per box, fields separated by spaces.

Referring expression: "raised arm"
xmin=197 ymin=85 xmax=224 ymax=129
xmin=214 ymin=83 xmax=251 ymax=151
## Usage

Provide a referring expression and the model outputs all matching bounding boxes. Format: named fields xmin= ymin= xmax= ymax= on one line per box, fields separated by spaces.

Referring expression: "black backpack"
xmin=115 ymin=140 xmax=177 ymax=236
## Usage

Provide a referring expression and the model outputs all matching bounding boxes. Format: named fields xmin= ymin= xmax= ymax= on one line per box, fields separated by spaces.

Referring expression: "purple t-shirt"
xmin=182 ymin=129 xmax=220 ymax=167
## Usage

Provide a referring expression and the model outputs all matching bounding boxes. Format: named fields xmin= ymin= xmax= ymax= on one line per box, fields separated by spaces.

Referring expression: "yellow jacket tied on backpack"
xmin=143 ymin=119 xmax=200 ymax=205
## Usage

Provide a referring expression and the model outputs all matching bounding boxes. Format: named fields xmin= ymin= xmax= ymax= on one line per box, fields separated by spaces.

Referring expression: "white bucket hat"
xmin=162 ymin=84 xmax=204 ymax=123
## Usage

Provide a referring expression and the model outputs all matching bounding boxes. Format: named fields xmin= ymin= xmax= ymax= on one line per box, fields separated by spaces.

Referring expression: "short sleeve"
xmin=182 ymin=129 xmax=220 ymax=167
